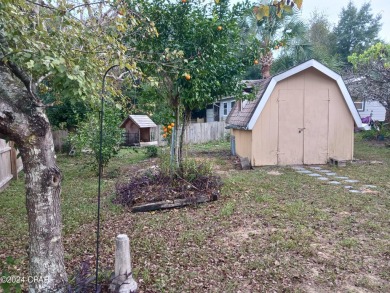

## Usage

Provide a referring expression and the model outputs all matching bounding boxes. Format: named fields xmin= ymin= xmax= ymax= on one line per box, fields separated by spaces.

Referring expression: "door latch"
xmin=298 ymin=128 xmax=305 ymax=133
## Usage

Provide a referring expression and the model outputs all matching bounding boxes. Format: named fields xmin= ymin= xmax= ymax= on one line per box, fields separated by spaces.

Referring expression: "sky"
xmin=231 ymin=0 xmax=390 ymax=42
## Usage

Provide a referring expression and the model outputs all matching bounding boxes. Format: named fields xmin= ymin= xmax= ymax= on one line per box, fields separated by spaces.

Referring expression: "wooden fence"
xmin=156 ymin=121 xmax=229 ymax=145
xmin=0 ymin=139 xmax=23 ymax=192
xmin=50 ymin=122 xmax=229 ymax=155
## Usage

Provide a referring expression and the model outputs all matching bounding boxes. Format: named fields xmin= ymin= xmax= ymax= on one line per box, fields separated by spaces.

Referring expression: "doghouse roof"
xmin=226 ymin=59 xmax=362 ymax=130
xmin=120 ymin=115 xmax=157 ymax=128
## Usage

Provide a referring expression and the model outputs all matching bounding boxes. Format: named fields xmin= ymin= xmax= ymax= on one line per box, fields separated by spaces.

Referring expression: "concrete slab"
xmin=328 ymin=181 xmax=341 ymax=185
xmin=310 ymin=166 xmax=323 ymax=170
xmin=362 ymin=185 xmax=377 ymax=188
xmin=349 ymin=190 xmax=361 ymax=193
xmin=344 ymin=179 xmax=359 ymax=183
xmin=318 ymin=169 xmax=331 ymax=173
xmin=292 ymin=166 xmax=305 ymax=170
xmin=317 ymin=177 xmax=329 ymax=181
xmin=344 ymin=186 xmax=353 ymax=189
xmin=308 ymin=173 xmax=321 ymax=177
xmin=296 ymin=170 xmax=312 ymax=174
xmin=335 ymin=176 xmax=349 ymax=180
xmin=325 ymin=172 xmax=337 ymax=176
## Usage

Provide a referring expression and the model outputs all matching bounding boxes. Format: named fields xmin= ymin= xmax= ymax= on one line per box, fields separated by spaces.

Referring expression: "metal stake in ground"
xmin=96 ymin=65 xmax=120 ymax=292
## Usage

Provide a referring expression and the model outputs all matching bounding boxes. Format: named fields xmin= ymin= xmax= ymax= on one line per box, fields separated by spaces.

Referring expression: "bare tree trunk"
xmin=0 ymin=64 xmax=68 ymax=292
xmin=261 ymin=64 xmax=271 ymax=79
xmin=173 ymin=105 xmax=180 ymax=169
xmin=178 ymin=108 xmax=191 ymax=171
xmin=385 ymin=106 xmax=390 ymax=123
xmin=260 ymin=51 xmax=273 ymax=79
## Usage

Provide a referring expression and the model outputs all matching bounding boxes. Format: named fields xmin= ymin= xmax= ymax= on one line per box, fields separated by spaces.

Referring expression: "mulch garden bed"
xmin=113 ymin=166 xmax=222 ymax=212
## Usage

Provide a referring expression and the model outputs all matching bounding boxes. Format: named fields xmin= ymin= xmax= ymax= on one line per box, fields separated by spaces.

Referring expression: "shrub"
xmin=361 ymin=129 xmax=378 ymax=140
xmin=69 ymin=105 xmax=123 ymax=171
xmin=180 ymin=158 xmax=213 ymax=182
xmin=145 ymin=145 xmax=158 ymax=158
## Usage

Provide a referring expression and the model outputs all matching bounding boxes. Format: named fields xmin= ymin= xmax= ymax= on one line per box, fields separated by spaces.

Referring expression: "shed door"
xmin=303 ymin=90 xmax=329 ymax=164
xmin=278 ymin=90 xmax=304 ymax=165
xmin=277 ymin=89 xmax=329 ymax=165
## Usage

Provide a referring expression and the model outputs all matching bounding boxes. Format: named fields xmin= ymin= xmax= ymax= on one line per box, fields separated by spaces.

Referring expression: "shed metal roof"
xmin=120 ymin=115 xmax=157 ymax=128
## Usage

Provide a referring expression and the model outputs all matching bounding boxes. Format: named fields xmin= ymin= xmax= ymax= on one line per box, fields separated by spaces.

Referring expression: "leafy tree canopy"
xmin=128 ymin=0 xmax=257 ymax=167
xmin=0 ymin=0 xmax=156 ymax=109
xmin=333 ymin=1 xmax=382 ymax=63
xmin=247 ymin=0 xmax=304 ymax=78
xmin=347 ymin=43 xmax=390 ymax=122
xmin=132 ymin=0 xmax=255 ymax=111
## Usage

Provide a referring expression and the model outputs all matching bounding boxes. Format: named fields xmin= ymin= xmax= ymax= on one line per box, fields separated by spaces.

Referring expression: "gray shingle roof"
xmin=120 ymin=115 xmax=157 ymax=128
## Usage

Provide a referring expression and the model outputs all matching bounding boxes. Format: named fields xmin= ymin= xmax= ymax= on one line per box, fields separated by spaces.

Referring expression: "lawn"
xmin=1 ymin=135 xmax=389 ymax=292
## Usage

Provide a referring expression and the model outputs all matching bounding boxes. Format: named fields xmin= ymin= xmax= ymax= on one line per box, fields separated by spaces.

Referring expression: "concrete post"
xmin=110 ymin=234 xmax=138 ymax=293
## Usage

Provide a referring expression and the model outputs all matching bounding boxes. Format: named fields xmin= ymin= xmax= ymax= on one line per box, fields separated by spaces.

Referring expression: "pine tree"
xmin=334 ymin=1 xmax=382 ymax=63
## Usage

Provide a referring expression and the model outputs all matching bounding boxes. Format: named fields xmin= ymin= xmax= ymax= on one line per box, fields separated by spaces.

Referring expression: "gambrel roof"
xmin=226 ymin=59 xmax=362 ymax=130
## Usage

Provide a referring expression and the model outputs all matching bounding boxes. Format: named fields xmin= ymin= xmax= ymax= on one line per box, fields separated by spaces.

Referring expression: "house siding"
xmin=358 ymin=101 xmax=386 ymax=121
xmin=219 ymin=98 xmax=236 ymax=121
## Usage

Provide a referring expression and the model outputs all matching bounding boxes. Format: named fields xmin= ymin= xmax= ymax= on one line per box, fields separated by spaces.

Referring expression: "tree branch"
xmin=25 ymin=0 xmax=58 ymax=11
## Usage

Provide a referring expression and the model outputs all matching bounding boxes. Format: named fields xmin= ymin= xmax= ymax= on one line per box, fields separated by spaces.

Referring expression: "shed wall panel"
xmin=303 ymin=89 xmax=329 ymax=164
xmin=277 ymin=89 xmax=304 ymax=165
xmin=251 ymin=88 xmax=279 ymax=165
xmin=125 ymin=121 xmax=139 ymax=134
xmin=328 ymin=85 xmax=354 ymax=160
xmin=232 ymin=129 xmax=252 ymax=160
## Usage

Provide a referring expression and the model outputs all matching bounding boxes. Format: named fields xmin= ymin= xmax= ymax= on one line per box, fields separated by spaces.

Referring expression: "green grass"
xmin=1 ymin=136 xmax=390 ymax=292
xmin=0 ymin=147 xmax=147 ymax=253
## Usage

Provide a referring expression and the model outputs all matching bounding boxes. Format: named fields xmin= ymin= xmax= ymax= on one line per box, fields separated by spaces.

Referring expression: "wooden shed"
xmin=226 ymin=60 xmax=362 ymax=166
xmin=120 ymin=115 xmax=158 ymax=146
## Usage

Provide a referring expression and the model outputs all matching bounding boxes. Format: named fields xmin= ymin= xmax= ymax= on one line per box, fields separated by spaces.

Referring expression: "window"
xmin=354 ymin=100 xmax=364 ymax=111
xmin=231 ymin=101 xmax=235 ymax=110
xmin=223 ymin=102 xmax=228 ymax=116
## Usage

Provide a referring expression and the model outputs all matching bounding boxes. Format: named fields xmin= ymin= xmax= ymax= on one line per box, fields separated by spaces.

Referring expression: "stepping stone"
xmin=308 ymin=173 xmax=321 ymax=177
xmin=318 ymin=169 xmax=331 ymax=173
xmin=325 ymin=172 xmax=337 ymax=176
xmin=344 ymin=186 xmax=353 ymax=189
xmin=344 ymin=179 xmax=359 ymax=183
xmin=363 ymin=185 xmax=377 ymax=188
xmin=296 ymin=170 xmax=312 ymax=174
xmin=310 ymin=166 xmax=323 ymax=170
xmin=317 ymin=177 xmax=329 ymax=181
xmin=335 ymin=176 xmax=349 ymax=180
xmin=328 ymin=181 xmax=341 ymax=185
xmin=349 ymin=190 xmax=361 ymax=193
xmin=292 ymin=166 xmax=305 ymax=170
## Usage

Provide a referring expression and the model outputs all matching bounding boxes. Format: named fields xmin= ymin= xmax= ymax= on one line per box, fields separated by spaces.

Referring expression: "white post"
xmin=110 ymin=234 xmax=138 ymax=293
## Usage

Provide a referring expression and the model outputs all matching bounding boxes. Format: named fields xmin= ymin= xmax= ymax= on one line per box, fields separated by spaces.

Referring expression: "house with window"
xmin=205 ymin=97 xmax=236 ymax=122
xmin=203 ymin=80 xmax=261 ymax=122
xmin=353 ymin=99 xmax=386 ymax=121
xmin=345 ymin=77 xmax=386 ymax=122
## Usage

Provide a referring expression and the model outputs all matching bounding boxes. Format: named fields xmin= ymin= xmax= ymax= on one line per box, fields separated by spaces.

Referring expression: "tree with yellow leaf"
xmin=250 ymin=0 xmax=303 ymax=78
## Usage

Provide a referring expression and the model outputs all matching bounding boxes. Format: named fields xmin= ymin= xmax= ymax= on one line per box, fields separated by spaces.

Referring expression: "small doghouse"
xmin=120 ymin=115 xmax=157 ymax=146
xmin=226 ymin=59 xmax=362 ymax=166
